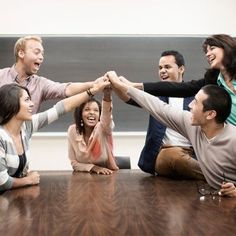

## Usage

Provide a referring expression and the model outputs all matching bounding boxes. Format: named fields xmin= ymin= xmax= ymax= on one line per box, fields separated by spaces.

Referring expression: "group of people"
xmin=0 ymin=34 xmax=236 ymax=198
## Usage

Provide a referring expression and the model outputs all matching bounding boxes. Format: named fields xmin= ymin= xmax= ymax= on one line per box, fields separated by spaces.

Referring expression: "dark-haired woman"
xmin=0 ymin=78 xmax=110 ymax=191
xmin=67 ymin=87 xmax=119 ymax=175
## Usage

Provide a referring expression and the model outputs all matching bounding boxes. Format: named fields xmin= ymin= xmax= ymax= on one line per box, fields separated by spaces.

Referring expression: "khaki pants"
xmin=155 ymin=146 xmax=205 ymax=180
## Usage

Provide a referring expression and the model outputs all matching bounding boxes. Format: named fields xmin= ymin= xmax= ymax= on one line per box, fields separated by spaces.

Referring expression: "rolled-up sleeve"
xmin=41 ymin=77 xmax=69 ymax=100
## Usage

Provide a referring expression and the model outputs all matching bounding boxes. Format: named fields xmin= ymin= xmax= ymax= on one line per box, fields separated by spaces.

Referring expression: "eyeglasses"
xmin=197 ymin=182 xmax=219 ymax=196
xmin=197 ymin=172 xmax=226 ymax=198
xmin=197 ymin=182 xmax=220 ymax=201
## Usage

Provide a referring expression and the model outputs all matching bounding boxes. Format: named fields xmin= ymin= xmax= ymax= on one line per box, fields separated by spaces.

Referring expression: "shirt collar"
xmin=217 ymin=72 xmax=236 ymax=91
xmin=217 ymin=72 xmax=224 ymax=86
xmin=10 ymin=64 xmax=34 ymax=83
xmin=75 ymin=132 xmax=84 ymax=142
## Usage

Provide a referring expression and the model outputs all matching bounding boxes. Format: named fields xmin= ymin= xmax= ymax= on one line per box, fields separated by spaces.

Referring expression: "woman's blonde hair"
xmin=14 ymin=35 xmax=42 ymax=61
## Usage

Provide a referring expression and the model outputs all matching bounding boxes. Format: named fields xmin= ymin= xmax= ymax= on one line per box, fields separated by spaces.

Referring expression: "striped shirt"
xmin=0 ymin=101 xmax=65 ymax=191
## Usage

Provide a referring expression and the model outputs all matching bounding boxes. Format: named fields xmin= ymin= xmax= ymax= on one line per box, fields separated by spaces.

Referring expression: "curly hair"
xmin=73 ymin=97 xmax=102 ymax=135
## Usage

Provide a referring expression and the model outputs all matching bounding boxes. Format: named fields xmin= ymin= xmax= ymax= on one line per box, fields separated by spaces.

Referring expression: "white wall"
xmin=1 ymin=0 xmax=236 ymax=36
xmin=30 ymin=132 xmax=146 ymax=170
xmin=2 ymin=0 xmax=236 ymax=170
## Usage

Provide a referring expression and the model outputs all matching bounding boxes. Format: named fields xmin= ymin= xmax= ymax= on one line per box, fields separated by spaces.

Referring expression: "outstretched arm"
xmin=107 ymin=71 xmax=190 ymax=137
xmin=31 ymin=76 xmax=110 ymax=132
xmin=106 ymin=76 xmax=129 ymax=102
xmin=107 ymin=72 xmax=129 ymax=100
xmin=63 ymin=77 xmax=110 ymax=112
xmin=103 ymin=86 xmax=112 ymax=102
xmin=112 ymin=73 xmax=207 ymax=98
xmin=65 ymin=77 xmax=108 ymax=97
xmin=65 ymin=81 xmax=94 ymax=97
xmin=100 ymin=86 xmax=114 ymax=134
xmin=143 ymin=78 xmax=206 ymax=97
xmin=108 ymin=73 xmax=206 ymax=105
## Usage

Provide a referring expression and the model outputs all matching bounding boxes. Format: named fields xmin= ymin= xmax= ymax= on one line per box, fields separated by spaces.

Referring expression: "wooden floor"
xmin=1 ymin=170 xmax=236 ymax=236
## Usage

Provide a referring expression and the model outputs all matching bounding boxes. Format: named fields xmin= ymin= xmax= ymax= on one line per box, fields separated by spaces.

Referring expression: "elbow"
xmin=65 ymin=83 xmax=75 ymax=97
xmin=65 ymin=86 xmax=71 ymax=97
xmin=0 ymin=181 xmax=12 ymax=192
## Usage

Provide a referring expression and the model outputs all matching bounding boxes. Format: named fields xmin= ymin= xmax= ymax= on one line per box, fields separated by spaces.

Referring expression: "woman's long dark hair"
xmin=0 ymin=84 xmax=31 ymax=125
xmin=202 ymin=34 xmax=236 ymax=81
xmin=73 ymin=98 xmax=101 ymax=135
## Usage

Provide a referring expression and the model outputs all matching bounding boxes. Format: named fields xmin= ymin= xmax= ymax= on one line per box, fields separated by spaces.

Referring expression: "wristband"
xmin=86 ymin=88 xmax=94 ymax=98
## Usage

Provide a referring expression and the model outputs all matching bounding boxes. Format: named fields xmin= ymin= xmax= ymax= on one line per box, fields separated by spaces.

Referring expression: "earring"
xmin=80 ymin=120 xmax=84 ymax=127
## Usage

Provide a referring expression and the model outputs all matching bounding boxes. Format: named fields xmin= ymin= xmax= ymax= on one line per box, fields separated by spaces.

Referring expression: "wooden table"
xmin=1 ymin=170 xmax=236 ymax=236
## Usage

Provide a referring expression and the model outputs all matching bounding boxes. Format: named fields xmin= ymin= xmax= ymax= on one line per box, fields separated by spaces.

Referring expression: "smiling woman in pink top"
xmin=67 ymin=87 xmax=119 ymax=175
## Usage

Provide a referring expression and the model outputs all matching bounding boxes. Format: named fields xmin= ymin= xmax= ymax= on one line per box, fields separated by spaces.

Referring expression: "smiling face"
xmin=18 ymin=39 xmax=44 ymax=75
xmin=205 ymin=45 xmax=224 ymax=70
xmin=188 ymin=90 xmax=212 ymax=126
xmin=158 ymin=55 xmax=184 ymax=82
xmin=15 ymin=89 xmax=34 ymax=121
xmin=82 ymin=101 xmax=100 ymax=128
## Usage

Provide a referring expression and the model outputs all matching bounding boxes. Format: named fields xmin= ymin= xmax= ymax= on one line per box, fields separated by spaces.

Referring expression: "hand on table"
xmin=91 ymin=166 xmax=113 ymax=175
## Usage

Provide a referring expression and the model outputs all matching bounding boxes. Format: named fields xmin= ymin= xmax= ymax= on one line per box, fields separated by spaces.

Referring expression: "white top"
xmin=162 ymin=97 xmax=191 ymax=147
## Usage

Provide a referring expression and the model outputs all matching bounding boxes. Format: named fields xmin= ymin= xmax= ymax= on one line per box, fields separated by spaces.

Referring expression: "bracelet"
xmin=86 ymin=88 xmax=94 ymax=98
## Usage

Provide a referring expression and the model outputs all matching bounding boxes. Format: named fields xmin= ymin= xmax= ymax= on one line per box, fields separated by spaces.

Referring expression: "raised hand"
xmin=106 ymin=71 xmax=125 ymax=88
xmin=119 ymin=76 xmax=135 ymax=86
xmin=105 ymin=71 xmax=131 ymax=102
xmin=92 ymin=76 xmax=111 ymax=93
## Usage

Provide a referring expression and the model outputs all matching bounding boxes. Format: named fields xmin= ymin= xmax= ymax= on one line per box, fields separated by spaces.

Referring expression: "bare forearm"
xmin=107 ymin=72 xmax=130 ymax=101
xmin=63 ymin=81 xmax=108 ymax=112
xmin=103 ymin=88 xmax=112 ymax=102
xmin=112 ymin=87 xmax=130 ymax=102
xmin=63 ymin=90 xmax=91 ymax=112
xmin=12 ymin=177 xmax=32 ymax=189
xmin=133 ymin=82 xmax=144 ymax=90
xmin=65 ymin=82 xmax=94 ymax=97
xmin=12 ymin=173 xmax=39 ymax=189
xmin=72 ymin=160 xmax=95 ymax=172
